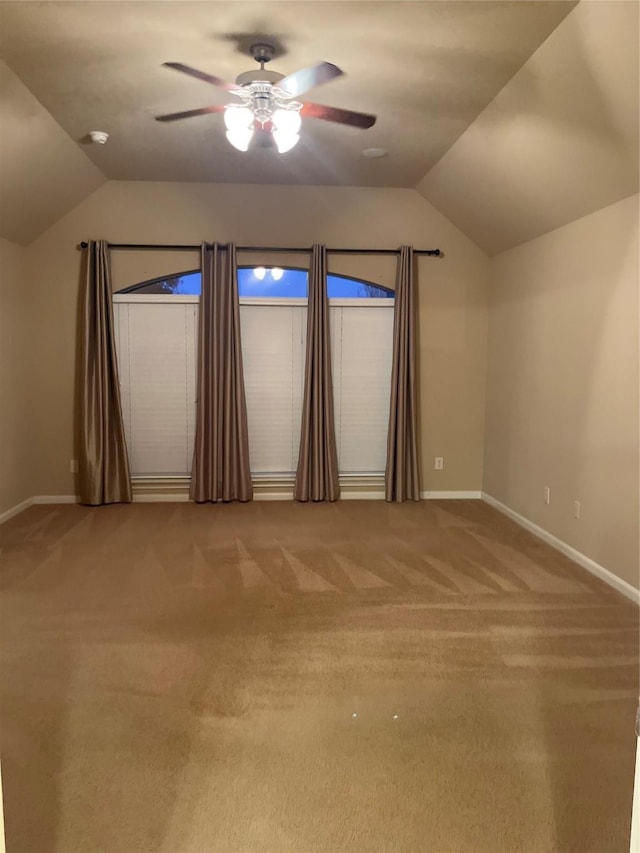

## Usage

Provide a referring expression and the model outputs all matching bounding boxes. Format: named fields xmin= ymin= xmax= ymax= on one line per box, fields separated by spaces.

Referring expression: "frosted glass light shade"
xmin=224 ymin=106 xmax=254 ymax=131
xmin=224 ymin=105 xmax=301 ymax=152
xmin=272 ymin=109 xmax=302 ymax=134
xmin=226 ymin=129 xmax=253 ymax=152
xmin=273 ymin=131 xmax=300 ymax=153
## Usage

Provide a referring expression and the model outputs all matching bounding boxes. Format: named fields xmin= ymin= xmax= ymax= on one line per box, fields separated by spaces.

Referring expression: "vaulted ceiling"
xmin=0 ymin=1 xmax=637 ymax=253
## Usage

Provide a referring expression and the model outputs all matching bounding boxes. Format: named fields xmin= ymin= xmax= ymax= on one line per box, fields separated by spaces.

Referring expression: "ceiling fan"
xmin=155 ymin=43 xmax=377 ymax=153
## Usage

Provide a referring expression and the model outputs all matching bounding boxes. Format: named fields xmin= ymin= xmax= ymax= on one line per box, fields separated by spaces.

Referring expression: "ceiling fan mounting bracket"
xmin=250 ymin=43 xmax=276 ymax=67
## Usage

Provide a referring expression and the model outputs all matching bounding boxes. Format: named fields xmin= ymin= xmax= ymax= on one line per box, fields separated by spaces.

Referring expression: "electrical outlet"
xmin=574 ymin=500 xmax=581 ymax=519
xmin=544 ymin=486 xmax=550 ymax=505
xmin=70 ymin=459 xmax=78 ymax=474
xmin=434 ymin=457 xmax=444 ymax=471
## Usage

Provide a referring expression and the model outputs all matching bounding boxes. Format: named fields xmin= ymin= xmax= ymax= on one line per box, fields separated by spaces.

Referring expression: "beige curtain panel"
xmin=294 ymin=244 xmax=340 ymax=502
xmin=78 ymin=240 xmax=132 ymax=505
xmin=190 ymin=243 xmax=253 ymax=503
xmin=385 ymin=245 xmax=421 ymax=502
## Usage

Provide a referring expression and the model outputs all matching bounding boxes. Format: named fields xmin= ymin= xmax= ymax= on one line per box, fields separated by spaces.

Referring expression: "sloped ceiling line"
xmin=1 ymin=1 xmax=637 ymax=252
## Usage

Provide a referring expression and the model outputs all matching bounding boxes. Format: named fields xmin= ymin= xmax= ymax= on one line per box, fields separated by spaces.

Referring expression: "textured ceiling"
xmin=1 ymin=1 xmax=636 ymax=254
xmin=0 ymin=0 xmax=578 ymax=188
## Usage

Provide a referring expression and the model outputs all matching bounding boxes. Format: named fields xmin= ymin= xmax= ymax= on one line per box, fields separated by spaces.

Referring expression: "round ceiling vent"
xmin=362 ymin=147 xmax=388 ymax=159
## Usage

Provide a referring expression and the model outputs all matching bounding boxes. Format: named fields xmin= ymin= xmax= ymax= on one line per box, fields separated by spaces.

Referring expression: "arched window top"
xmin=117 ymin=271 xmax=201 ymax=295
xmin=326 ymin=273 xmax=392 ymax=299
xmin=115 ymin=267 xmax=394 ymax=298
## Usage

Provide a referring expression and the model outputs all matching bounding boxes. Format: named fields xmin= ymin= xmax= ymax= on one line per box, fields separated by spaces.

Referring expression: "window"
xmin=331 ymin=306 xmax=394 ymax=474
xmin=239 ymin=267 xmax=307 ymax=298
xmin=113 ymin=300 xmax=198 ymax=476
xmin=241 ymin=304 xmax=306 ymax=476
xmin=118 ymin=271 xmax=201 ymax=295
xmin=113 ymin=267 xmax=394 ymax=480
xmin=120 ymin=267 xmax=394 ymax=299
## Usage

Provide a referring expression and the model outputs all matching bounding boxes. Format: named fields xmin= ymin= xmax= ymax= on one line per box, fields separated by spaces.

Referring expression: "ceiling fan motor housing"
xmin=235 ymin=68 xmax=284 ymax=87
xmin=235 ymin=43 xmax=284 ymax=87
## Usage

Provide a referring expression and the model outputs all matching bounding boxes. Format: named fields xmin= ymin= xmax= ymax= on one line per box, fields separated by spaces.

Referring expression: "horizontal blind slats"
xmin=332 ymin=305 xmax=394 ymax=474
xmin=114 ymin=296 xmax=392 ymax=482
xmin=114 ymin=303 xmax=196 ymax=476
xmin=240 ymin=305 xmax=306 ymax=474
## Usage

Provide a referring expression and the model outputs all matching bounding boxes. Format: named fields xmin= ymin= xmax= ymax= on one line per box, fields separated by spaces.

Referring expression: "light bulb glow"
xmin=224 ymin=103 xmax=302 ymax=154
xmin=272 ymin=109 xmax=302 ymax=135
xmin=226 ymin=129 xmax=253 ymax=152
xmin=224 ymin=106 xmax=254 ymax=132
xmin=273 ymin=130 xmax=300 ymax=154
xmin=271 ymin=267 xmax=283 ymax=281
xmin=254 ymin=267 xmax=267 ymax=280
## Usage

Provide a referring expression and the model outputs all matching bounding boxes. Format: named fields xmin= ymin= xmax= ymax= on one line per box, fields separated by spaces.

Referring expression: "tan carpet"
xmin=0 ymin=500 xmax=637 ymax=853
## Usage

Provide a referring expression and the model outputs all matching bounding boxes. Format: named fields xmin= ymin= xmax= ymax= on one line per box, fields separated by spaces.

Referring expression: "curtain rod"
xmin=78 ymin=242 xmax=441 ymax=257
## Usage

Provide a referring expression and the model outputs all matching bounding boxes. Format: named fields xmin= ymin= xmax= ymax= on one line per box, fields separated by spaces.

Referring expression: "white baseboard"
xmin=0 ymin=497 xmax=34 ymax=525
xmin=133 ymin=493 xmax=191 ymax=502
xmin=0 ymin=495 xmax=79 ymax=525
xmin=133 ymin=493 xmax=388 ymax=502
xmin=482 ymin=492 xmax=640 ymax=605
xmin=1 ymin=489 xmax=485 ymax=521
xmin=33 ymin=495 xmax=79 ymax=505
xmin=254 ymin=492 xmax=294 ymax=501
xmin=341 ymin=490 xmax=385 ymax=500
xmin=254 ymin=492 xmax=387 ymax=501
xmin=256 ymin=491 xmax=481 ymax=501
xmin=631 ymin=738 xmax=640 ymax=853
xmin=130 ymin=490 xmax=481 ymax=502
xmin=131 ymin=490 xmax=478 ymax=502
xmin=421 ymin=490 xmax=482 ymax=500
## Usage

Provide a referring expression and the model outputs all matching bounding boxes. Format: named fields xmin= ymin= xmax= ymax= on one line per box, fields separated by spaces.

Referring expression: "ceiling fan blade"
xmin=301 ymin=102 xmax=376 ymax=129
xmin=163 ymin=62 xmax=238 ymax=92
xmin=277 ymin=62 xmax=343 ymax=98
xmin=155 ymin=105 xmax=225 ymax=122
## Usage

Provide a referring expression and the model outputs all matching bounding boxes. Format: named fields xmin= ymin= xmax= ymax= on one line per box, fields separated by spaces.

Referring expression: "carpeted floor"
xmin=0 ymin=499 xmax=637 ymax=853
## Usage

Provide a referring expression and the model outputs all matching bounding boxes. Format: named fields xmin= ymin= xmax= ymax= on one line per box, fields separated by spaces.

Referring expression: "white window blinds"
xmin=113 ymin=296 xmax=393 ymax=481
xmin=113 ymin=301 xmax=197 ymax=477
xmin=239 ymin=304 xmax=306 ymax=475
xmin=331 ymin=304 xmax=394 ymax=474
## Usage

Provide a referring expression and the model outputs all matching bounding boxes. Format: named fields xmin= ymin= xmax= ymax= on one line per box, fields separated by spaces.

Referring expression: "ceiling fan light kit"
xmin=223 ymin=105 xmax=254 ymax=152
xmin=223 ymin=84 xmax=303 ymax=153
xmin=156 ymin=42 xmax=376 ymax=154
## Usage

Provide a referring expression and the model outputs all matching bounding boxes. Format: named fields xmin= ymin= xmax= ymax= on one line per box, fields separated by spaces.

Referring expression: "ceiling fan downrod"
xmin=250 ymin=43 xmax=276 ymax=69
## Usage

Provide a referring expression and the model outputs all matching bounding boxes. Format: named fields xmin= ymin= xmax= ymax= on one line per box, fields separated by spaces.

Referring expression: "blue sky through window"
xmin=239 ymin=267 xmax=307 ymax=297
xmin=168 ymin=272 xmax=201 ymax=294
xmin=118 ymin=267 xmax=393 ymax=298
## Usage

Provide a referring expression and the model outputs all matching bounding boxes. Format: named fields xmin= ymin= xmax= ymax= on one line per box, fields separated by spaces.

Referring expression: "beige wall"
xmin=25 ymin=180 xmax=489 ymax=499
xmin=0 ymin=237 xmax=34 ymax=514
xmin=0 ymin=61 xmax=105 ymax=246
xmin=484 ymin=195 xmax=639 ymax=588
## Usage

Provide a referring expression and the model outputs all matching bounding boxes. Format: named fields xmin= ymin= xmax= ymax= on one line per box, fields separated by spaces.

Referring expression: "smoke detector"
xmin=89 ymin=131 xmax=109 ymax=144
